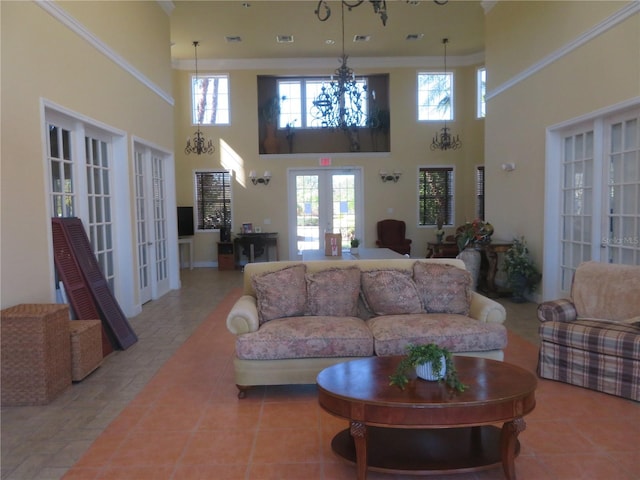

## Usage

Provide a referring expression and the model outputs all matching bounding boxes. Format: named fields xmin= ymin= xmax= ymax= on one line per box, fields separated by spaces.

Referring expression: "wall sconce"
xmin=379 ymin=169 xmax=402 ymax=183
xmin=249 ymin=170 xmax=271 ymax=185
xmin=501 ymin=162 xmax=516 ymax=172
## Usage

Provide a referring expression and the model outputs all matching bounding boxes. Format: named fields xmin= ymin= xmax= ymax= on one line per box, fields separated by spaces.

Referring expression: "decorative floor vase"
xmin=457 ymin=247 xmax=481 ymax=290
xmin=416 ymin=357 xmax=446 ymax=381
xmin=263 ymin=123 xmax=280 ymax=154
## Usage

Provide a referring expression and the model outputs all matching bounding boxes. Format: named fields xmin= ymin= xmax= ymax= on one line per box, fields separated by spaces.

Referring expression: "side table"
xmin=426 ymin=241 xmax=458 ymax=258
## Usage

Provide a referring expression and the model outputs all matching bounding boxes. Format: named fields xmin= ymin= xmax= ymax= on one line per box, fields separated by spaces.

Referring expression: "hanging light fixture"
xmin=430 ymin=38 xmax=462 ymax=151
xmin=185 ymin=41 xmax=215 ymax=155
xmin=311 ymin=3 xmax=367 ymax=132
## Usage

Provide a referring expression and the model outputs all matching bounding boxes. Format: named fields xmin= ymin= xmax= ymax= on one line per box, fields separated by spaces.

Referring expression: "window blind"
xmin=195 ymin=171 xmax=232 ymax=231
xmin=419 ymin=167 xmax=453 ymax=226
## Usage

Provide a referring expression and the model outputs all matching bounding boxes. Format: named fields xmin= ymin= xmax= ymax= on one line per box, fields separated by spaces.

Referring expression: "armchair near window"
xmin=376 ymin=219 xmax=412 ymax=255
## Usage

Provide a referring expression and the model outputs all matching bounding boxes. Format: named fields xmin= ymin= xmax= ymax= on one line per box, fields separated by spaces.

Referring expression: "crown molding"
xmin=487 ymin=1 xmax=639 ymax=101
xmin=37 ymin=0 xmax=174 ymax=106
xmin=172 ymin=51 xmax=486 ymax=71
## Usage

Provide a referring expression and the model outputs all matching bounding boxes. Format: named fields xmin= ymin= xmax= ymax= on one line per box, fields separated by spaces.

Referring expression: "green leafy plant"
xmin=259 ymin=95 xmax=285 ymax=124
xmin=503 ymin=236 xmax=541 ymax=293
xmin=389 ymin=343 xmax=467 ymax=392
xmin=350 ymin=238 xmax=360 ymax=248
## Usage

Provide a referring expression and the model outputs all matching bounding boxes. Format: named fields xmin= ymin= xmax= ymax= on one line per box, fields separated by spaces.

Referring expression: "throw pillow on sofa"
xmin=361 ymin=269 xmax=423 ymax=316
xmin=306 ymin=266 xmax=361 ymax=317
xmin=252 ymin=264 xmax=307 ymax=324
xmin=413 ymin=262 xmax=472 ymax=315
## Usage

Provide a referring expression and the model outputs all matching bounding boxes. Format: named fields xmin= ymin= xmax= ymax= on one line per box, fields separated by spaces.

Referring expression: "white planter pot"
xmin=416 ymin=356 xmax=446 ymax=381
xmin=350 ymin=247 xmax=359 ymax=255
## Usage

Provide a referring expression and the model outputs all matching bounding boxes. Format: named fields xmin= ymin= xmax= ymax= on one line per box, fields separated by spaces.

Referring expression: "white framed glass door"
xmin=604 ymin=114 xmax=639 ymax=265
xmin=134 ymin=145 xmax=170 ymax=304
xmin=546 ymin=104 xmax=639 ymax=299
xmin=287 ymin=168 xmax=363 ymax=259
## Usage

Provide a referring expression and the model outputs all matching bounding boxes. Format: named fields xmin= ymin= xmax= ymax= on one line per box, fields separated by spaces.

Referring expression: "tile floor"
xmin=2 ymin=268 xmax=638 ymax=479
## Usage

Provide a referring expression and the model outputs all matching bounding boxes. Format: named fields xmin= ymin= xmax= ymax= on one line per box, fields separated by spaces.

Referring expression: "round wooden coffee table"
xmin=317 ymin=356 xmax=536 ymax=480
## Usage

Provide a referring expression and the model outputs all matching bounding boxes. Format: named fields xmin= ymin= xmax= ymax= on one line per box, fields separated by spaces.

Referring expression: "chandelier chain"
xmin=185 ymin=40 xmax=215 ymax=155
xmin=430 ymin=37 xmax=461 ymax=151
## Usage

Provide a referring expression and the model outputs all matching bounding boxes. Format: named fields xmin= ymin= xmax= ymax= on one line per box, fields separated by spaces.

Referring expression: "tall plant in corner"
xmin=503 ymin=236 xmax=541 ymax=302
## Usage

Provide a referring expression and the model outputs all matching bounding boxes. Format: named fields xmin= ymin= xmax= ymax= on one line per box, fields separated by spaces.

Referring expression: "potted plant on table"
xmin=350 ymin=238 xmax=360 ymax=255
xmin=389 ymin=343 xmax=467 ymax=392
xmin=503 ymin=236 xmax=541 ymax=303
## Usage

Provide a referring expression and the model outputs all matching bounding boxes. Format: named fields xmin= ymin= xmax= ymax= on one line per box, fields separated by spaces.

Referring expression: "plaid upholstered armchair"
xmin=537 ymin=261 xmax=640 ymax=401
xmin=375 ymin=219 xmax=412 ymax=255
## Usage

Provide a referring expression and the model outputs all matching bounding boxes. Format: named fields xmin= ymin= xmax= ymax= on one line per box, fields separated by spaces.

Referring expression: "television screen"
xmin=177 ymin=206 xmax=194 ymax=237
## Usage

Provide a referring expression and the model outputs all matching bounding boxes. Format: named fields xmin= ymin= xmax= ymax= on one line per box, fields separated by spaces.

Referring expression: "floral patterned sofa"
xmin=226 ymin=258 xmax=507 ymax=397
xmin=537 ymin=261 xmax=640 ymax=401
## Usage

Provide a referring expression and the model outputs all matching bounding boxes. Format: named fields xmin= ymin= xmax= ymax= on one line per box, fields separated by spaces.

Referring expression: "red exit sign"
xmin=319 ymin=157 xmax=332 ymax=166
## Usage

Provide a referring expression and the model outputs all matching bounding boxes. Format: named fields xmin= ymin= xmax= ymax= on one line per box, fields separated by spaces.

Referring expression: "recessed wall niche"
xmin=257 ymin=74 xmax=390 ymax=155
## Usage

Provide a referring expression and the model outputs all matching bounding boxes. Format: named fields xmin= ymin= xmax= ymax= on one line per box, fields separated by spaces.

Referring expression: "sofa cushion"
xmin=571 ymin=261 xmax=640 ymax=321
xmin=413 ymin=262 xmax=472 ymax=315
xmin=306 ymin=267 xmax=360 ymax=317
xmin=538 ymin=319 xmax=640 ymax=360
xmin=360 ymin=270 xmax=422 ymax=316
xmin=235 ymin=316 xmax=373 ymax=360
xmin=367 ymin=314 xmax=507 ymax=356
xmin=252 ymin=264 xmax=307 ymax=324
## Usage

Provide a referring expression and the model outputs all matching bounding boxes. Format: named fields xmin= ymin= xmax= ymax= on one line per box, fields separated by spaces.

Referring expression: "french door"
xmin=47 ymin=115 xmax=116 ymax=292
xmin=548 ymin=105 xmax=640 ymax=298
xmin=287 ymin=168 xmax=363 ymax=259
xmin=134 ymin=145 xmax=170 ymax=304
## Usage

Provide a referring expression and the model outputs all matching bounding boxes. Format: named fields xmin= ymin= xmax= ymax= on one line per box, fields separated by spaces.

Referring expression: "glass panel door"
xmin=288 ymin=168 xmax=362 ymax=259
xmin=152 ymin=154 xmax=169 ymax=296
xmin=134 ymin=151 xmax=151 ymax=303
xmin=604 ymin=115 xmax=639 ymax=264
xmin=133 ymin=146 xmax=170 ymax=303
xmin=85 ymin=135 xmax=115 ymax=292
xmin=560 ymin=129 xmax=595 ymax=292
xmin=554 ymin=107 xmax=639 ymax=298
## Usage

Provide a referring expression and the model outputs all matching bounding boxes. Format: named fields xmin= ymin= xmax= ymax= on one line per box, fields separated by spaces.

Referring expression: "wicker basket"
xmin=69 ymin=320 xmax=103 ymax=381
xmin=1 ymin=304 xmax=72 ymax=406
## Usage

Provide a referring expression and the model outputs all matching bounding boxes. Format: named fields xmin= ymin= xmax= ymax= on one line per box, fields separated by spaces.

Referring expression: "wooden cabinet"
xmin=217 ymin=242 xmax=235 ymax=270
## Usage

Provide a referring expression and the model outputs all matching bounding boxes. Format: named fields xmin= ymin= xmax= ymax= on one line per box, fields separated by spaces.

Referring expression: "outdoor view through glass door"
xmin=288 ymin=168 xmax=362 ymax=259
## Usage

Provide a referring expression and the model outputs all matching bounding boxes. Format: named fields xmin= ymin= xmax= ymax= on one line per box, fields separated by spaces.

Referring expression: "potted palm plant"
xmin=389 ymin=343 xmax=467 ymax=392
xmin=503 ymin=236 xmax=541 ymax=302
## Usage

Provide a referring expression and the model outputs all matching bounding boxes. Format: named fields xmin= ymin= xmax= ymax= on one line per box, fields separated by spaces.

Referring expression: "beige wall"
xmin=484 ymin=1 xmax=639 ymax=297
xmin=0 ymin=1 xmax=173 ymax=309
xmin=173 ymin=63 xmax=485 ymax=263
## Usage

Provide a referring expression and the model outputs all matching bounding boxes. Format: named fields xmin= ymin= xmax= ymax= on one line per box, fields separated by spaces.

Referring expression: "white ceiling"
xmin=168 ymin=0 xmax=486 ymax=65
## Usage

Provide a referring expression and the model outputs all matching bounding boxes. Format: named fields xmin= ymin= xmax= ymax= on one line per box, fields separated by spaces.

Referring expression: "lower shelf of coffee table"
xmin=332 ymin=425 xmax=516 ymax=475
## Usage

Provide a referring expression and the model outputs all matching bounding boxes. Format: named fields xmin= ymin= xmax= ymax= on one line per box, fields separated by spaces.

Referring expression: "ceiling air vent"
xmin=225 ymin=36 xmax=242 ymax=43
xmin=276 ymin=35 xmax=294 ymax=44
xmin=406 ymin=33 xmax=424 ymax=41
xmin=353 ymin=35 xmax=371 ymax=43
